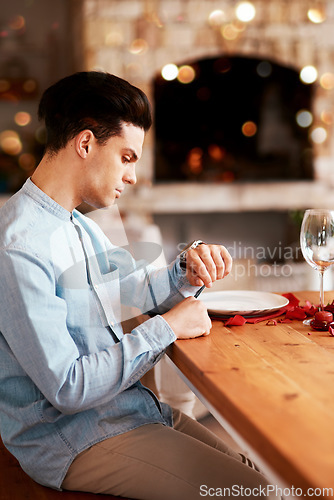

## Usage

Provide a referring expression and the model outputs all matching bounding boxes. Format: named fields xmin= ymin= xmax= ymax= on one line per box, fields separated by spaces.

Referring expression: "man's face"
xmin=81 ymin=122 xmax=144 ymax=209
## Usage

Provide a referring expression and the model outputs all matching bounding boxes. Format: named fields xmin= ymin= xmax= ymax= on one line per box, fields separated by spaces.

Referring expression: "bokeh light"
xmin=0 ymin=130 xmax=22 ymax=155
xmin=320 ymin=72 xmax=334 ymax=90
xmin=35 ymin=126 xmax=47 ymax=145
xmin=208 ymin=10 xmax=225 ymax=27
xmin=300 ymin=65 xmax=318 ymax=84
xmin=296 ymin=110 xmax=313 ymax=128
xmin=105 ymin=30 xmax=123 ymax=46
xmin=321 ymin=110 xmax=333 ymax=125
xmin=208 ymin=144 xmax=225 ymax=161
xmin=14 ymin=111 xmax=31 ymax=127
xmin=161 ymin=63 xmax=178 ymax=81
xmin=307 ymin=8 xmax=326 ymax=23
xmin=23 ymin=79 xmax=37 ymax=94
xmin=242 ymin=121 xmax=257 ymax=137
xmin=129 ymin=38 xmax=148 ymax=54
xmin=187 ymin=147 xmax=203 ymax=174
xmin=235 ymin=2 xmax=256 ymax=22
xmin=177 ymin=65 xmax=196 ymax=84
xmin=19 ymin=153 xmax=36 ymax=171
xmin=8 ymin=15 xmax=25 ymax=30
xmin=0 ymin=79 xmax=10 ymax=92
xmin=221 ymin=24 xmax=239 ymax=41
xmin=310 ymin=127 xmax=327 ymax=144
xmin=256 ymin=61 xmax=272 ymax=78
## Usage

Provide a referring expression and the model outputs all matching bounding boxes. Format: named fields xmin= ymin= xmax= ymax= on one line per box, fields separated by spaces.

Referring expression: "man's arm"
xmin=0 ymin=248 xmax=176 ymax=415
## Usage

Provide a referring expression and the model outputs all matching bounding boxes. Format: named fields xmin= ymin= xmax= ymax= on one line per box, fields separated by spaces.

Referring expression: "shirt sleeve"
xmin=0 ymin=247 xmax=176 ymax=415
xmin=106 ymin=245 xmax=198 ymax=315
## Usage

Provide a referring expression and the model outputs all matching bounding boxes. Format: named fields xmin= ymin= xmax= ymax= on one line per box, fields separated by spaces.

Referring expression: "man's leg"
xmin=62 ymin=410 xmax=279 ymax=500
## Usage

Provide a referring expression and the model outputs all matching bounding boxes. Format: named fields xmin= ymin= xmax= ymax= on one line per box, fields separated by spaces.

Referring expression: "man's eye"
xmin=122 ymin=156 xmax=130 ymax=163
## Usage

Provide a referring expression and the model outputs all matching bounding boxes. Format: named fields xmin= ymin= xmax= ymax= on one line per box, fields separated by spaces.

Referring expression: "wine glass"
xmin=300 ymin=209 xmax=334 ymax=322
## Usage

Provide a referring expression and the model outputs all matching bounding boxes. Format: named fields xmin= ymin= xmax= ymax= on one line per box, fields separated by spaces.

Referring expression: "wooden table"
xmin=167 ymin=291 xmax=334 ymax=497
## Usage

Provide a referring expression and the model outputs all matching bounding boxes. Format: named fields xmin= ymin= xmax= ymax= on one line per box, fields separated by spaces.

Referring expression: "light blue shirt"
xmin=0 ymin=179 xmax=195 ymax=489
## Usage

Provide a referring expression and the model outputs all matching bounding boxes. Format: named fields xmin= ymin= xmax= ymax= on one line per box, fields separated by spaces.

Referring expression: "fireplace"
xmin=154 ymin=55 xmax=314 ymax=183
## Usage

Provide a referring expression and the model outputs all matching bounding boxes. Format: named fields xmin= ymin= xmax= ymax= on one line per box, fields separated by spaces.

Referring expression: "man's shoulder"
xmin=0 ymin=188 xmax=65 ymax=253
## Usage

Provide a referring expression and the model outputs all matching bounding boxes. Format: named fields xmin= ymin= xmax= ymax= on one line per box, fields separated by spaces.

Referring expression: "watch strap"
xmin=179 ymin=240 xmax=205 ymax=270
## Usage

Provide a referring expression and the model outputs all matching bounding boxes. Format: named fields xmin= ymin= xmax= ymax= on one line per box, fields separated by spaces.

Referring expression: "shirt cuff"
xmin=134 ymin=314 xmax=177 ymax=354
xmin=172 ymin=257 xmax=200 ymax=297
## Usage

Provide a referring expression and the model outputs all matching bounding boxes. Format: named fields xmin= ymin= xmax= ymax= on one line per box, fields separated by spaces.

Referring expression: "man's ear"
xmin=75 ymin=130 xmax=94 ymax=158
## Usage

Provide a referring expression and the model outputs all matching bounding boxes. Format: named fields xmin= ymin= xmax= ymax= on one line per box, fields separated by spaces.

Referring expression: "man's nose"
xmin=124 ymin=165 xmax=137 ymax=185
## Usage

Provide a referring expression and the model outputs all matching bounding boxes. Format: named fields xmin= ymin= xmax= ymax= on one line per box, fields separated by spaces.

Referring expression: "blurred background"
xmin=2 ymin=0 xmax=334 ymax=292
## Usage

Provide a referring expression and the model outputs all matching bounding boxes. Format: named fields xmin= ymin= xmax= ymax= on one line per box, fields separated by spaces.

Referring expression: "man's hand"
xmin=162 ymin=296 xmax=211 ymax=339
xmin=184 ymin=244 xmax=232 ymax=288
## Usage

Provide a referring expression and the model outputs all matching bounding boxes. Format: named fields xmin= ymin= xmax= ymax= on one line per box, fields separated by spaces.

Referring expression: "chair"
xmin=0 ymin=436 xmax=131 ymax=500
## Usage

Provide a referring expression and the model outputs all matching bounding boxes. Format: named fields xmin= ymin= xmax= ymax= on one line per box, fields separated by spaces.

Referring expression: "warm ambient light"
xmin=221 ymin=24 xmax=239 ymax=40
xmin=161 ymin=63 xmax=178 ymax=81
xmin=320 ymin=72 xmax=334 ymax=90
xmin=177 ymin=65 xmax=196 ymax=84
xmin=242 ymin=121 xmax=257 ymax=137
xmin=300 ymin=65 xmax=318 ymax=84
xmin=129 ymin=39 xmax=148 ymax=54
xmin=235 ymin=2 xmax=256 ymax=22
xmin=0 ymin=130 xmax=22 ymax=155
xmin=208 ymin=10 xmax=225 ymax=26
xmin=307 ymin=8 xmax=326 ymax=23
xmin=14 ymin=111 xmax=31 ymax=127
xmin=321 ymin=110 xmax=333 ymax=125
xmin=8 ymin=15 xmax=25 ymax=30
xmin=19 ymin=153 xmax=36 ymax=171
xmin=23 ymin=79 xmax=37 ymax=93
xmin=310 ymin=127 xmax=327 ymax=144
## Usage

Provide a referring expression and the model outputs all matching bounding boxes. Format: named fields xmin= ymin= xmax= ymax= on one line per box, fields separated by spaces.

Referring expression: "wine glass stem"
xmin=319 ymin=269 xmax=325 ymax=311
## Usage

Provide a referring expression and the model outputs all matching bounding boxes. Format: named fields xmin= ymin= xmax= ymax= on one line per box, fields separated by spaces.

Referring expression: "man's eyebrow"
xmin=123 ymin=148 xmax=138 ymax=161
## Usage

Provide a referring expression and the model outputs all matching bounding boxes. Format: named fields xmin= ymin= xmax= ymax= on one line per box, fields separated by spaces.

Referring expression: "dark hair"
xmin=38 ymin=71 xmax=152 ymax=154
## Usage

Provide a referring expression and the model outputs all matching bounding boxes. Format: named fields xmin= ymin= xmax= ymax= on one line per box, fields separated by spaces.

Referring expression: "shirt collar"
xmin=23 ymin=177 xmax=72 ymax=221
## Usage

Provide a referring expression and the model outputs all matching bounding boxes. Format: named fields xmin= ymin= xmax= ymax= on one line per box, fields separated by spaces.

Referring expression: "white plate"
xmin=199 ymin=290 xmax=289 ymax=317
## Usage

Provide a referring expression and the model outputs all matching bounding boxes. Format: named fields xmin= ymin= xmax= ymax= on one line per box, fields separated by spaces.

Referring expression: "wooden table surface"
xmin=167 ymin=291 xmax=334 ymax=496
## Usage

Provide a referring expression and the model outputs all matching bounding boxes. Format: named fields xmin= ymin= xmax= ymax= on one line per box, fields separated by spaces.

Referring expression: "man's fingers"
xmin=185 ymin=245 xmax=232 ymax=285
xmin=186 ymin=250 xmax=213 ymax=287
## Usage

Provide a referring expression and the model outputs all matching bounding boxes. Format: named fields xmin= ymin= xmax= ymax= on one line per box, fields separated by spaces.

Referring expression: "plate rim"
xmin=199 ymin=290 xmax=289 ymax=316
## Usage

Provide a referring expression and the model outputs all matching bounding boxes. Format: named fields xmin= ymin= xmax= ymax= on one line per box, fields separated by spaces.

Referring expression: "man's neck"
xmin=31 ymin=149 xmax=81 ymax=212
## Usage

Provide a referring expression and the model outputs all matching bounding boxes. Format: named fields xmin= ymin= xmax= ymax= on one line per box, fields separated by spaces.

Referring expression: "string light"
xmin=310 ymin=127 xmax=327 ymax=144
xmin=242 ymin=121 xmax=257 ymax=137
xmin=0 ymin=130 xmax=22 ymax=155
xmin=161 ymin=63 xmax=178 ymax=81
xmin=208 ymin=10 xmax=225 ymax=27
xmin=14 ymin=112 xmax=31 ymax=127
xmin=296 ymin=110 xmax=313 ymax=128
xmin=320 ymin=72 xmax=334 ymax=90
xmin=307 ymin=8 xmax=326 ymax=23
xmin=129 ymin=38 xmax=148 ymax=54
xmin=300 ymin=65 xmax=318 ymax=84
xmin=235 ymin=2 xmax=256 ymax=22
xmin=177 ymin=65 xmax=196 ymax=84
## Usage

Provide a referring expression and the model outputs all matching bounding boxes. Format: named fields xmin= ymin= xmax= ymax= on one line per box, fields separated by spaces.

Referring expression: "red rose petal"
xmin=225 ymin=315 xmax=246 ymax=326
xmin=328 ymin=322 xmax=334 ymax=337
xmin=285 ymin=308 xmax=307 ymax=320
xmin=282 ymin=293 xmax=300 ymax=310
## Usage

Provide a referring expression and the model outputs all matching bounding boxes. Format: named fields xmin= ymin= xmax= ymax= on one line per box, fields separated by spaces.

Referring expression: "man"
xmin=0 ymin=72 xmax=277 ymax=499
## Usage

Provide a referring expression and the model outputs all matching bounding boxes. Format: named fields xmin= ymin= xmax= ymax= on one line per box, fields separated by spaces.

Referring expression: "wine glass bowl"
xmin=300 ymin=209 xmax=334 ymax=315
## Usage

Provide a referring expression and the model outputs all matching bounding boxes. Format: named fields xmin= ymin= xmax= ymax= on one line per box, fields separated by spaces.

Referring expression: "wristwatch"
xmin=179 ymin=240 xmax=205 ymax=270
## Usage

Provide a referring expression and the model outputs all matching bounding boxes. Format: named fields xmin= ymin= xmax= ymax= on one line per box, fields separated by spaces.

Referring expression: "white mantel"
xmin=2 ymin=180 xmax=334 ymax=214
xmin=117 ymin=180 xmax=334 ymax=215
